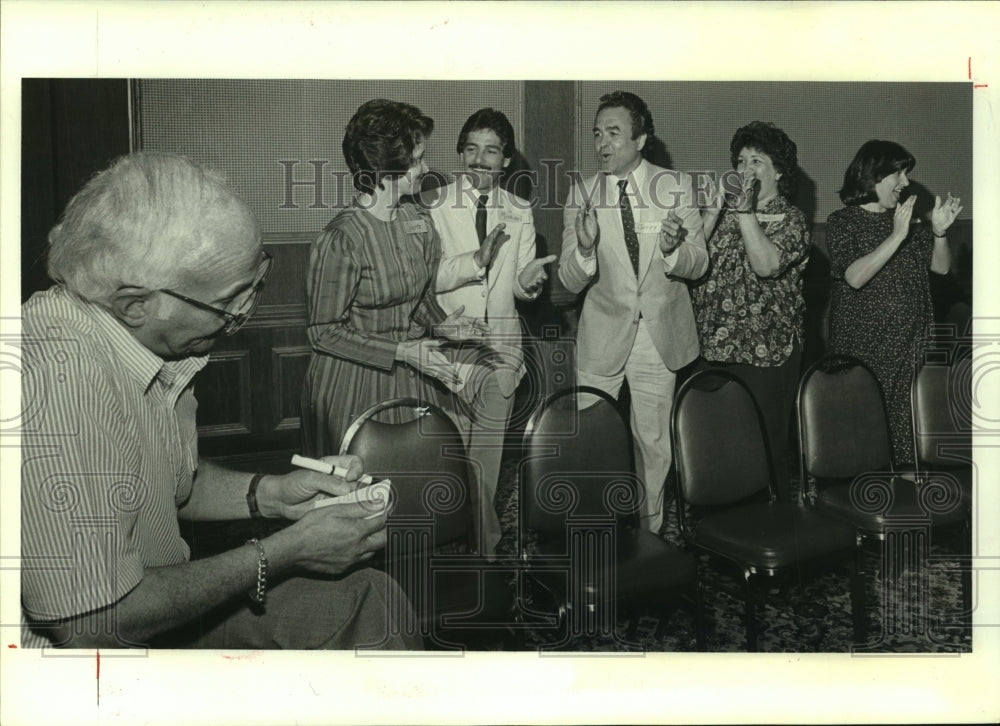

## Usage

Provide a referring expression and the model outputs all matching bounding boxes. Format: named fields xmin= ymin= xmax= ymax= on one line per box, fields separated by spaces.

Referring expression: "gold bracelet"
xmin=246 ymin=538 xmax=268 ymax=607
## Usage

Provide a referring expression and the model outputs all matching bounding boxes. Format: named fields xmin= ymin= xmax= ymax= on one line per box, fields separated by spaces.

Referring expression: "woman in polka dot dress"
xmin=827 ymin=139 xmax=962 ymax=466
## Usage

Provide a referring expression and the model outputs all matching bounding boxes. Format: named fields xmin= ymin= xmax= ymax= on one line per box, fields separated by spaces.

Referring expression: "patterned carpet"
xmin=484 ymin=456 xmax=972 ymax=654
xmin=183 ymin=453 xmax=972 ymax=654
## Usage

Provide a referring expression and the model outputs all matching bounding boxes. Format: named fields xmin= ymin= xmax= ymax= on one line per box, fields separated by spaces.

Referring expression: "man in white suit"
xmin=431 ymin=108 xmax=555 ymax=556
xmin=559 ymin=91 xmax=708 ymax=534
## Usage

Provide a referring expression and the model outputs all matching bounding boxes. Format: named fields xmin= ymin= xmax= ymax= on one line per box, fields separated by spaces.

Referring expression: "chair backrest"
xmin=340 ymin=398 xmax=474 ymax=550
xmin=797 ymin=354 xmax=893 ymax=479
xmin=912 ymin=350 xmax=972 ymax=468
xmin=671 ymin=369 xmax=773 ymax=511
xmin=520 ymin=387 xmax=641 ymax=543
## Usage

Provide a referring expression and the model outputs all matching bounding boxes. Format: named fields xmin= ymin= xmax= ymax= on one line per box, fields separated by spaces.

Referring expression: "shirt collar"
xmin=64 ymin=287 xmax=209 ymax=395
xmin=607 ymin=158 xmax=648 ymax=194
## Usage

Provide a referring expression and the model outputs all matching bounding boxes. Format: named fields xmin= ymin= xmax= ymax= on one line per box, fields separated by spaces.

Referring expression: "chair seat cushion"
xmin=816 ymin=476 xmax=967 ymax=534
xmin=691 ymin=502 xmax=856 ymax=572
xmin=531 ymin=529 xmax=697 ymax=603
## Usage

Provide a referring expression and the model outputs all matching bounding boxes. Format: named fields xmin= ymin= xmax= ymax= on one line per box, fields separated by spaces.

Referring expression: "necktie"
xmin=476 ymin=194 xmax=490 ymax=323
xmin=475 ymin=194 xmax=488 ymax=244
xmin=618 ymin=179 xmax=640 ymax=276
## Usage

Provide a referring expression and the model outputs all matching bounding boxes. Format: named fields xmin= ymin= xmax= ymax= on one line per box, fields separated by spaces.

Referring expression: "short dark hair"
xmin=342 ymin=99 xmax=434 ymax=195
xmin=596 ymin=91 xmax=655 ymax=142
xmin=729 ymin=121 xmax=799 ymax=199
xmin=838 ymin=139 xmax=916 ymax=206
xmin=456 ymin=108 xmax=516 ymax=158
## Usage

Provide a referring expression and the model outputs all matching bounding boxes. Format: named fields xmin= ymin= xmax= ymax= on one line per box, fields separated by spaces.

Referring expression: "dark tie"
xmin=475 ymin=194 xmax=488 ymax=244
xmin=476 ymin=194 xmax=489 ymax=323
xmin=618 ymin=179 xmax=640 ymax=276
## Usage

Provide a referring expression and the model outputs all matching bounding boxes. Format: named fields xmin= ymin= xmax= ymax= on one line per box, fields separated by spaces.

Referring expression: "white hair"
xmin=46 ymin=151 xmax=260 ymax=304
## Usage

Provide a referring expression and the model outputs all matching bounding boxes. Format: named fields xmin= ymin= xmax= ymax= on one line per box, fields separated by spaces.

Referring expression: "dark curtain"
xmin=21 ymin=78 xmax=131 ymax=301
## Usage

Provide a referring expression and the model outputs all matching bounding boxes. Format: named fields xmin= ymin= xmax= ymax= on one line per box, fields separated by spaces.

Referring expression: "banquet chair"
xmin=671 ymin=369 xmax=864 ymax=651
xmin=340 ymin=398 xmax=516 ymax=650
xmin=796 ymin=354 xmax=967 ymax=538
xmin=519 ymin=386 xmax=704 ymax=651
xmin=912 ymin=342 xmax=974 ymax=615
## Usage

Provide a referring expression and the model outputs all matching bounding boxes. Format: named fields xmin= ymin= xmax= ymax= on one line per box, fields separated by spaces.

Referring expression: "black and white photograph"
xmin=2 ymin=2 xmax=999 ymax=724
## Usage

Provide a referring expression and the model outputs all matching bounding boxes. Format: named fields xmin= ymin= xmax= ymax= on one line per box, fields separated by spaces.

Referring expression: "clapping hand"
xmin=575 ymin=203 xmax=600 ymax=255
xmin=892 ymin=196 xmax=916 ymax=240
xmin=473 ymin=223 xmax=510 ymax=269
xmin=931 ymin=193 xmax=963 ymax=236
xmin=518 ymin=254 xmax=558 ymax=295
xmin=659 ymin=210 xmax=687 ymax=254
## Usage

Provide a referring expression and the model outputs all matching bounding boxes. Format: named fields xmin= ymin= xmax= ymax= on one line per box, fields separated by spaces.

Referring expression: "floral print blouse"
xmin=691 ymin=194 xmax=810 ymax=367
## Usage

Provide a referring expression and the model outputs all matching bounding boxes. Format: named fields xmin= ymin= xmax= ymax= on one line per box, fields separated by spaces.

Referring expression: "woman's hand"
xmin=892 ymin=196 xmax=916 ymax=240
xmin=396 ymin=338 xmax=463 ymax=388
xmin=435 ymin=305 xmax=489 ymax=342
xmin=575 ymin=204 xmax=600 ymax=256
xmin=930 ymin=193 xmax=963 ymax=236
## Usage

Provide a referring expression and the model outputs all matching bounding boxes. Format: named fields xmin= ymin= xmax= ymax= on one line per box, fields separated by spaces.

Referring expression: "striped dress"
xmin=301 ymin=202 xmax=449 ymax=456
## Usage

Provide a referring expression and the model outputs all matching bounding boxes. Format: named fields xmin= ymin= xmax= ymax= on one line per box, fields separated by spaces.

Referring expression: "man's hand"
xmin=659 ymin=210 xmax=687 ymax=255
xmin=278 ymin=503 xmax=388 ymax=576
xmin=518 ymin=255 xmax=558 ymax=295
xmin=435 ymin=304 xmax=490 ymax=342
xmin=575 ymin=204 xmax=600 ymax=256
xmin=258 ymin=455 xmax=364 ymax=520
xmin=473 ymin=223 xmax=510 ymax=269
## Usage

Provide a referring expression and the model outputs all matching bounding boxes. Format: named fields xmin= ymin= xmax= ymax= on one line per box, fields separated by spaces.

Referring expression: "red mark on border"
xmin=974 ymin=84 xmax=989 ymax=88
xmin=7 ymin=644 xmax=17 ymax=648
xmin=968 ymin=57 xmax=972 ymax=80
xmin=96 ymin=650 xmax=101 ymax=706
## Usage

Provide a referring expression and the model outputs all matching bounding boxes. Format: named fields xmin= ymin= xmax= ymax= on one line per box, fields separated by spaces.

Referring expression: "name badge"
xmin=638 ymin=222 xmax=661 ymax=234
xmin=404 ymin=220 xmax=428 ymax=234
xmin=499 ymin=210 xmax=524 ymax=225
xmin=756 ymin=213 xmax=786 ymax=223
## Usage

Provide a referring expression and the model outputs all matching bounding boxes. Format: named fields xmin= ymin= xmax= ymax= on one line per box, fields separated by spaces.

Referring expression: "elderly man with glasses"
xmin=20 ymin=151 xmax=420 ymax=650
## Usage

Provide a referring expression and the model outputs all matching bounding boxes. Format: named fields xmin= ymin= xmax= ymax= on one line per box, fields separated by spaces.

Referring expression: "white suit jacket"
xmin=559 ymin=158 xmax=708 ymax=375
xmin=431 ymin=181 xmax=539 ymax=380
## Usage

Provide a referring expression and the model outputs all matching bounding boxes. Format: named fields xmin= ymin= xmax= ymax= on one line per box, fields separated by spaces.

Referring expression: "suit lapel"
xmin=635 ymin=177 xmax=657 ymax=286
xmin=597 ymin=175 xmax=636 ymax=285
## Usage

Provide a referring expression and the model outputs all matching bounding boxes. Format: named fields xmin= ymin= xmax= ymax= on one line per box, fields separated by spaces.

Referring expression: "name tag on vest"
xmin=637 ymin=222 xmax=660 ymax=234
xmin=756 ymin=213 xmax=786 ymax=223
xmin=404 ymin=220 xmax=428 ymax=234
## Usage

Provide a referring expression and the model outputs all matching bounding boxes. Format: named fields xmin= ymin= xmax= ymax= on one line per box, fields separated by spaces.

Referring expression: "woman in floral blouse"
xmin=691 ymin=121 xmax=810 ymax=498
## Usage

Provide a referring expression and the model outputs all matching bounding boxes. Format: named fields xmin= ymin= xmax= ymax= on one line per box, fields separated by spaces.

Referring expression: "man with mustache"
xmin=559 ymin=91 xmax=708 ymax=534
xmin=429 ymin=108 xmax=555 ymax=556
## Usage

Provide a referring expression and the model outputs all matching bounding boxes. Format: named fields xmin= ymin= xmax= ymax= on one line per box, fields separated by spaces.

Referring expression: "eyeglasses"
xmin=156 ymin=251 xmax=273 ymax=336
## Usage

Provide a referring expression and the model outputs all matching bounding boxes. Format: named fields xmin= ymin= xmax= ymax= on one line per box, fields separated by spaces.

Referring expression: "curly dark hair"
xmin=838 ymin=139 xmax=916 ymax=206
xmin=456 ymin=108 xmax=516 ymax=158
xmin=729 ymin=121 xmax=799 ymax=199
xmin=596 ymin=91 xmax=655 ymax=142
xmin=342 ymin=99 xmax=434 ymax=195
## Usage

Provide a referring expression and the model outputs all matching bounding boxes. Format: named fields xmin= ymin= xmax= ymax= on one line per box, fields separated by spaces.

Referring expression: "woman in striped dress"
xmin=301 ymin=99 xmax=486 ymax=456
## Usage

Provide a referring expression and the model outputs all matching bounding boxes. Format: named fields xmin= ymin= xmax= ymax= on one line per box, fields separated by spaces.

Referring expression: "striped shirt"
xmin=20 ymin=286 xmax=206 ymax=647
